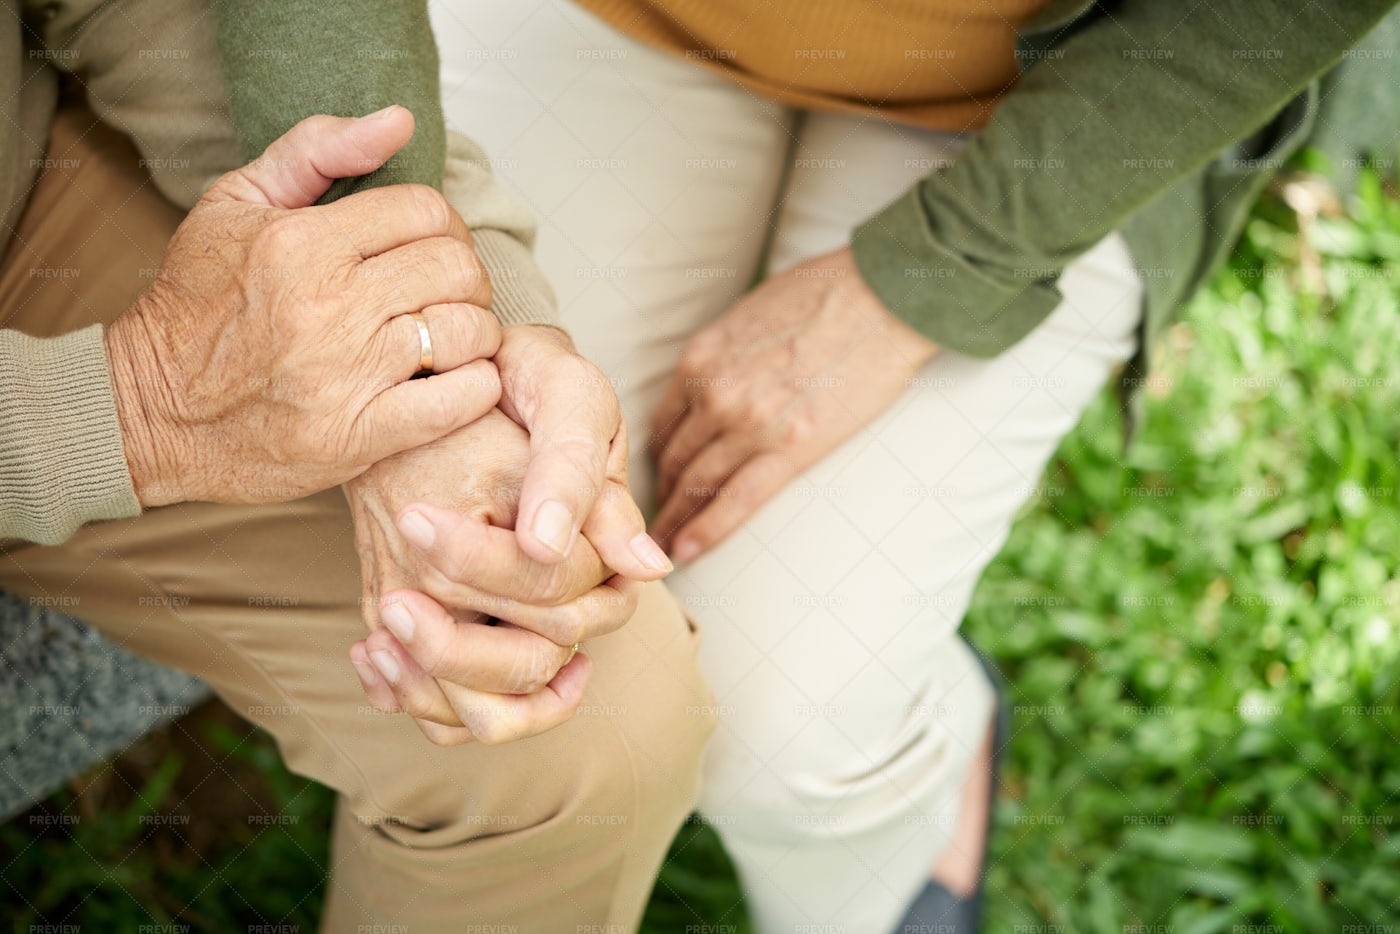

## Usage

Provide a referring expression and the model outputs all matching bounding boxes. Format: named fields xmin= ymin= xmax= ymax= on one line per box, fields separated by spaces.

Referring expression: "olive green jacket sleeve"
xmin=215 ymin=0 xmax=558 ymax=328
xmin=851 ymin=0 xmax=1400 ymax=358
xmin=215 ymin=0 xmax=444 ymax=201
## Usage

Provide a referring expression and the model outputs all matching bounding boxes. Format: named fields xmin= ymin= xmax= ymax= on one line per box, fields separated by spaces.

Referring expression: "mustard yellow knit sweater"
xmin=572 ymin=0 xmax=1052 ymax=130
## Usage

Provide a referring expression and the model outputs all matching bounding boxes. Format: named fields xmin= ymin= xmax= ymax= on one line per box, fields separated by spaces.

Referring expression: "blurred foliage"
xmin=4 ymin=166 xmax=1399 ymax=933
xmin=959 ymin=164 xmax=1400 ymax=934
xmin=1 ymin=704 xmax=331 ymax=932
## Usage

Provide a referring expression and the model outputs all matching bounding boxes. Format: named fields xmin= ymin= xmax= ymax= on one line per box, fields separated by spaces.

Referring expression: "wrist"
xmin=104 ymin=311 xmax=185 ymax=507
xmin=877 ymin=297 xmax=941 ymax=369
xmin=831 ymin=247 xmax=940 ymax=369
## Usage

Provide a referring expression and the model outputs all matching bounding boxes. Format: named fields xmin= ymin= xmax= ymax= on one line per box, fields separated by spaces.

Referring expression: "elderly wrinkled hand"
xmin=104 ymin=106 xmax=501 ymax=507
xmin=345 ymin=410 xmax=644 ymax=746
xmin=341 ymin=325 xmax=673 ymax=746
xmin=650 ymin=247 xmax=939 ymax=561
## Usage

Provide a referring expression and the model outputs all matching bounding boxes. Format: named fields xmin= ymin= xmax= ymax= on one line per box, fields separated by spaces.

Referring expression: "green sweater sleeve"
xmin=214 ymin=0 xmax=445 ymax=202
xmin=214 ymin=0 xmax=558 ymax=327
xmin=851 ymin=0 xmax=1400 ymax=358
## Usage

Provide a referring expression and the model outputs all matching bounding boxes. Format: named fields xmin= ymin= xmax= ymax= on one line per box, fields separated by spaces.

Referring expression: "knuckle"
xmin=616 ymin=586 xmax=641 ymax=620
xmin=420 ymin=391 xmax=460 ymax=435
xmin=517 ymin=645 xmax=555 ymax=694
xmin=778 ymin=408 xmax=815 ymax=445
xmin=468 ymin=306 xmax=503 ymax=352
xmin=458 ymin=239 xmax=488 ymax=281
xmin=459 ymin=362 xmax=503 ymax=412
xmin=478 ymin=359 xmax=504 ymax=391
xmin=436 ymin=239 xmax=480 ymax=292
xmin=416 ymin=639 xmax=451 ymax=680
xmin=702 ymin=390 xmax=738 ymax=423
xmin=482 ymin=367 xmax=505 ymax=405
xmin=295 ymin=114 xmax=340 ymax=138
xmin=588 ymin=598 xmax=629 ymax=635
xmin=399 ymin=690 xmax=434 ymax=720
xmin=479 ymin=304 xmax=504 ymax=331
xmin=474 ymin=727 xmax=508 ymax=746
xmin=431 ymin=537 xmax=477 ymax=588
xmin=470 ymin=714 xmax=516 ymax=746
xmin=255 ymin=214 xmax=307 ymax=258
xmin=750 ymin=393 xmax=783 ymax=427
xmin=404 ymin=183 xmax=453 ymax=234
xmin=551 ymin=603 xmax=588 ymax=647
xmin=538 ymin=573 xmax=575 ymax=608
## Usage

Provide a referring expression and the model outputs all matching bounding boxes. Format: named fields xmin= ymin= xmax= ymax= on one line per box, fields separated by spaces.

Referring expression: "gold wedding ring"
xmin=410 ymin=311 xmax=433 ymax=376
xmin=568 ymin=642 xmax=582 ymax=662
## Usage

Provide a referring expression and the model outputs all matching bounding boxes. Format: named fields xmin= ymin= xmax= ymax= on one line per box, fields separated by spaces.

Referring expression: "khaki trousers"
xmin=0 ymin=102 xmax=716 ymax=933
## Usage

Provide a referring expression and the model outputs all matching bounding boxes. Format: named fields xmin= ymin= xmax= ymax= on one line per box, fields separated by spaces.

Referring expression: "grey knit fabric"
xmin=0 ymin=590 xmax=207 ymax=819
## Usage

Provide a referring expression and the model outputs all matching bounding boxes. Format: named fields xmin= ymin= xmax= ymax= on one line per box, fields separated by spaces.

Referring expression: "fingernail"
xmin=531 ymin=500 xmax=575 ymax=556
xmin=363 ymin=104 xmax=399 ymax=121
xmin=381 ymin=602 xmax=415 ymax=642
xmin=351 ymin=657 xmax=379 ymax=686
xmin=370 ymin=650 xmax=401 ymax=685
xmin=398 ymin=509 xmax=435 ymax=549
xmin=672 ymin=538 xmax=701 ymax=564
xmin=630 ymin=532 xmax=673 ymax=573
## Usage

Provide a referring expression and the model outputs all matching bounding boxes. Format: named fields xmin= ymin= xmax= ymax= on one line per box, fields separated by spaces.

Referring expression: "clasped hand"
xmin=103 ymin=106 xmax=670 ymax=747
xmin=345 ymin=328 xmax=673 ymax=747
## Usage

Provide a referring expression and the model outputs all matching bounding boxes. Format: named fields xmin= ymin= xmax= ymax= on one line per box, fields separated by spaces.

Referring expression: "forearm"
xmin=852 ymin=0 xmax=1400 ymax=357
xmin=215 ymin=0 xmax=444 ymax=200
xmin=217 ymin=2 xmax=556 ymax=327
xmin=0 ymin=326 xmax=140 ymax=545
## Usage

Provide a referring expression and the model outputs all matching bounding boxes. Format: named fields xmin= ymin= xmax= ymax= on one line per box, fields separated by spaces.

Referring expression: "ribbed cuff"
xmin=851 ymin=188 xmax=1063 ymax=358
xmin=0 ymin=325 xmax=141 ymax=545
xmin=473 ymin=228 xmax=560 ymax=329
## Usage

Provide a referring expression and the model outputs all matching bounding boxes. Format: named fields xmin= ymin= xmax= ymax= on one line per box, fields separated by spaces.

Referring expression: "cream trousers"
xmin=433 ymin=1 xmax=1144 ymax=930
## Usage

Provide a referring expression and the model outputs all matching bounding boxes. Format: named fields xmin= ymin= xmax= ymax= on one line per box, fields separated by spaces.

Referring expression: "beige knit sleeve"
xmin=442 ymin=132 xmax=560 ymax=329
xmin=39 ymin=0 xmax=239 ymax=211
xmin=0 ymin=325 xmax=141 ymax=545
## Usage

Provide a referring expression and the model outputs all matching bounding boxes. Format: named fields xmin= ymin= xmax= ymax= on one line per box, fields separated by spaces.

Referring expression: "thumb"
xmin=515 ymin=411 xmax=671 ymax=581
xmin=515 ymin=415 xmax=609 ymax=565
xmin=207 ymin=105 xmax=416 ymax=209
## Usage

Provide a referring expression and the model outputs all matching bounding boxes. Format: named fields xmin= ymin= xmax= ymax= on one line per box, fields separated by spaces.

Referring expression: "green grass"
xmin=960 ymin=167 xmax=1400 ymax=932
xmin=5 ymin=167 xmax=1400 ymax=933
xmin=2 ymin=707 xmax=333 ymax=932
